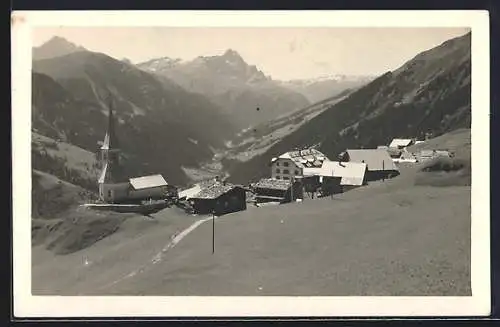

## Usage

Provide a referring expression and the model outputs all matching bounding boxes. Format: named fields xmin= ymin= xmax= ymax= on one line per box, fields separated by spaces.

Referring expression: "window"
xmin=276 ymin=169 xmax=281 ymax=173
xmin=276 ymin=176 xmax=281 ymax=179
xmin=283 ymin=169 xmax=290 ymax=174
xmin=284 ymin=162 xmax=289 ymax=167
xmin=276 ymin=162 xmax=280 ymax=166
xmin=283 ymin=176 xmax=290 ymax=180
xmin=295 ymin=170 xmax=300 ymax=175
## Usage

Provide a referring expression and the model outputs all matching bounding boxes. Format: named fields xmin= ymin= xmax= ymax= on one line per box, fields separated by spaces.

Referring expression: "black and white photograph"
xmin=12 ymin=10 xmax=490 ymax=318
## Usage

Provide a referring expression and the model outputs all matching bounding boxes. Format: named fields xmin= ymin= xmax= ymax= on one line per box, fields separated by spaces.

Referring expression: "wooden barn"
xmin=344 ymin=149 xmax=399 ymax=182
xmin=189 ymin=183 xmax=247 ymax=216
xmin=303 ymin=160 xmax=367 ymax=196
xmin=251 ymin=178 xmax=303 ymax=204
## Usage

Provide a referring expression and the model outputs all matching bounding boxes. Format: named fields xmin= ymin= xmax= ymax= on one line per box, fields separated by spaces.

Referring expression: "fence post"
xmin=382 ymin=160 xmax=385 ymax=181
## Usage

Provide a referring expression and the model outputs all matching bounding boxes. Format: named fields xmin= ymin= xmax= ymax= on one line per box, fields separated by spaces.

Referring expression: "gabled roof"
xmin=129 ymin=174 xmax=167 ymax=190
xmin=346 ymin=149 xmax=399 ymax=171
xmin=389 ymin=138 xmax=414 ymax=148
xmin=190 ymin=182 xmax=244 ymax=200
xmin=276 ymin=148 xmax=329 ymax=168
xmin=252 ymin=178 xmax=292 ymax=191
xmin=303 ymin=160 xmax=367 ymax=186
xmin=178 ymin=185 xmax=202 ymax=200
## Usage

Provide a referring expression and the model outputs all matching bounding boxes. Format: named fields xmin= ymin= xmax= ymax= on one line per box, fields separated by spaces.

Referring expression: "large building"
xmin=270 ymin=148 xmax=329 ymax=180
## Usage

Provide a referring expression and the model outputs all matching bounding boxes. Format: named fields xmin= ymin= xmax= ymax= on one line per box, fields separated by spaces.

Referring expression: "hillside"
xmin=137 ymin=50 xmax=311 ymax=128
xmin=32 ymin=41 xmax=238 ymax=186
xmin=227 ymin=32 xmax=471 ymax=184
xmin=222 ymin=89 xmax=354 ymax=162
xmin=32 ymin=132 xmax=101 ymax=190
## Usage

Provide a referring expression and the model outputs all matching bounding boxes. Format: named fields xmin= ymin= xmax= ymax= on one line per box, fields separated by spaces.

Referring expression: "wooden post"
xmin=212 ymin=210 xmax=215 ymax=254
xmin=290 ymin=177 xmax=294 ymax=202
xmin=382 ymin=160 xmax=385 ymax=181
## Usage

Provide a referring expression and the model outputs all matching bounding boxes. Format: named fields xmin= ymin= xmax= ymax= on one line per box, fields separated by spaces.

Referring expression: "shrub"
xmin=420 ymin=156 xmax=468 ymax=173
xmin=415 ymin=156 xmax=471 ymax=187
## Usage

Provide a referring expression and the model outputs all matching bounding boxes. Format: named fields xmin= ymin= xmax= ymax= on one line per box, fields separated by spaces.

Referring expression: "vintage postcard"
xmin=11 ymin=10 xmax=490 ymax=318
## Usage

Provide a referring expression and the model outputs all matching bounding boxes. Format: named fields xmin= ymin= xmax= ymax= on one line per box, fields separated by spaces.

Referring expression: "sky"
xmin=33 ymin=27 xmax=470 ymax=80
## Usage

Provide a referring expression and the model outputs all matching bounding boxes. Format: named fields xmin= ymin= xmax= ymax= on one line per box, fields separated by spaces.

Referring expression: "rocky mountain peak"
xmin=33 ymin=36 xmax=86 ymax=60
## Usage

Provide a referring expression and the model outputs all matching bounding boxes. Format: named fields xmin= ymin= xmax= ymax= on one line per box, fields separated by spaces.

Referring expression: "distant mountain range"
xmin=137 ymin=50 xmax=311 ymax=128
xmin=226 ymin=32 xmax=471 ymax=184
xmin=278 ymin=74 xmax=374 ymax=103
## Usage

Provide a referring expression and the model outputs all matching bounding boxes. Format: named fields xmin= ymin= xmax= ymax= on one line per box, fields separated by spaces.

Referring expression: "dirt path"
xmin=96 ymin=215 xmax=220 ymax=292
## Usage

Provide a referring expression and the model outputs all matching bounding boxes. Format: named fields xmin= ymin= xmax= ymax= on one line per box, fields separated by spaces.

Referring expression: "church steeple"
xmin=98 ymin=96 xmax=125 ymax=184
xmin=101 ymin=98 xmax=119 ymax=152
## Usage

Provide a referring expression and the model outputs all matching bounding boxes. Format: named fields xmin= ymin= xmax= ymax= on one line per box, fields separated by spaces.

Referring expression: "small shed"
xmin=389 ymin=138 xmax=415 ymax=149
xmin=417 ymin=149 xmax=436 ymax=162
xmin=251 ymin=178 xmax=303 ymax=204
xmin=189 ymin=183 xmax=247 ymax=216
xmin=386 ymin=147 xmax=403 ymax=159
xmin=398 ymin=150 xmax=418 ymax=163
xmin=345 ymin=149 xmax=399 ymax=181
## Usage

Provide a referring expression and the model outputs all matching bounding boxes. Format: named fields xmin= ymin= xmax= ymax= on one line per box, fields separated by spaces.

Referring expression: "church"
xmin=97 ymin=103 xmax=176 ymax=204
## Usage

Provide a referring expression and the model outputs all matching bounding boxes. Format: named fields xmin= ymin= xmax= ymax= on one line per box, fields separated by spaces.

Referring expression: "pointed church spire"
xmin=98 ymin=93 xmax=126 ymax=185
xmin=101 ymin=94 xmax=119 ymax=151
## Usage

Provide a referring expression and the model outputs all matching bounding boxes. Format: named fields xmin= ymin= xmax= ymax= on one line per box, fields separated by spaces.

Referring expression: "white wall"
xmin=271 ymin=158 xmax=302 ymax=180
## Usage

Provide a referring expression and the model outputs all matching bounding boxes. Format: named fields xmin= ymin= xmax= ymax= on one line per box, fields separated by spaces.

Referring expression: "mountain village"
xmin=86 ymin=100 xmax=454 ymax=218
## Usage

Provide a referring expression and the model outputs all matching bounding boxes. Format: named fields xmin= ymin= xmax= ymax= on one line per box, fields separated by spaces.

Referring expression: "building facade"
xmin=270 ymin=148 xmax=328 ymax=180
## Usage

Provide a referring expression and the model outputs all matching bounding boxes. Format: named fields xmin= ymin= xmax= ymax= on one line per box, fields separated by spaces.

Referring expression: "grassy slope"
xmin=33 ymin=179 xmax=470 ymax=296
xmin=31 ymin=169 xmax=95 ymax=219
xmin=32 ymin=132 xmax=100 ymax=187
xmin=32 ymin=207 xmax=199 ymax=294
xmin=32 ymin=128 xmax=471 ymax=296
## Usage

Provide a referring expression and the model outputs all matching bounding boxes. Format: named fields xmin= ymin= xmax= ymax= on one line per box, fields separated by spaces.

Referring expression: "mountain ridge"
xmin=137 ymin=49 xmax=311 ymax=128
xmin=226 ymin=32 xmax=471 ymax=184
